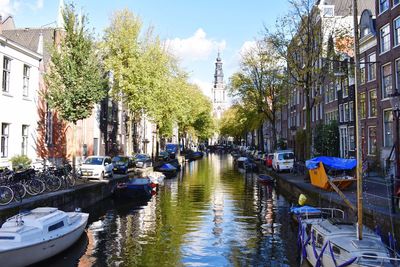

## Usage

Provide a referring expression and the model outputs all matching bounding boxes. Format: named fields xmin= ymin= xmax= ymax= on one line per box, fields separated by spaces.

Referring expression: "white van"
xmin=272 ymin=150 xmax=295 ymax=172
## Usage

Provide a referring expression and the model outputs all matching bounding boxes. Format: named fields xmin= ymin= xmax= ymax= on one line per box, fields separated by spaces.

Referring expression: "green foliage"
xmin=44 ymin=3 xmax=106 ymax=124
xmin=313 ymin=121 xmax=339 ymax=157
xmin=102 ymin=9 xmax=214 ymax=141
xmin=10 ymin=155 xmax=31 ymax=170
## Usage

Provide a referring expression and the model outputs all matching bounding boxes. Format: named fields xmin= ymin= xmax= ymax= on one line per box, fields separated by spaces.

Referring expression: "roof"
xmin=316 ymin=0 xmax=375 ymax=16
xmin=2 ymin=28 xmax=57 ymax=64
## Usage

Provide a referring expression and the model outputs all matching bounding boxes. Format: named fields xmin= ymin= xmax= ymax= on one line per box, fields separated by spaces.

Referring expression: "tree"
xmin=229 ymin=39 xmax=286 ymax=151
xmin=44 ymin=3 xmax=106 ymax=165
xmin=314 ymin=120 xmax=339 ymax=156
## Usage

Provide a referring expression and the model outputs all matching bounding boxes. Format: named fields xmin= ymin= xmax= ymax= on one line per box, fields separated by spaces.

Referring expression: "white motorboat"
xmin=0 ymin=207 xmax=89 ymax=267
xmin=148 ymin=171 xmax=165 ymax=185
xmin=297 ymin=208 xmax=395 ymax=266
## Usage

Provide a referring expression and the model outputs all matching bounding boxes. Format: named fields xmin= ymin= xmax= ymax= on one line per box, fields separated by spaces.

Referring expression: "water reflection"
xmin=39 ymin=153 xmax=300 ymax=266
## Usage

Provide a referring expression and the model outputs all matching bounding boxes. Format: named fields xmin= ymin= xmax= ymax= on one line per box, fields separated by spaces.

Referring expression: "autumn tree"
xmin=229 ymin=39 xmax=286 ymax=151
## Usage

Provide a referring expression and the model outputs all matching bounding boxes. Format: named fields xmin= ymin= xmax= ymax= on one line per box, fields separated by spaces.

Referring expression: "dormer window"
xmin=323 ymin=6 xmax=334 ymax=17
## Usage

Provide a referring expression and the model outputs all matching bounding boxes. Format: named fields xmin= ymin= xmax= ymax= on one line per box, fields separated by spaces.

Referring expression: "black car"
xmin=112 ymin=156 xmax=135 ymax=174
xmin=133 ymin=154 xmax=152 ymax=168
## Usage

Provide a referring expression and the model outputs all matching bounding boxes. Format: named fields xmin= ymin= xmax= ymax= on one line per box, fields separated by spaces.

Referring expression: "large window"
xmin=1 ymin=123 xmax=9 ymax=158
xmin=368 ymin=53 xmax=376 ymax=81
xmin=21 ymin=125 xmax=28 ymax=156
xmin=395 ymin=17 xmax=400 ymax=47
xmin=380 ymin=24 xmax=391 ymax=53
xmin=369 ymin=90 xmax=377 ymax=117
xmin=380 ymin=0 xmax=389 ymax=13
xmin=344 ymin=103 xmax=349 ymax=122
xmin=348 ymin=127 xmax=355 ymax=151
xmin=396 ymin=59 xmax=400 ymax=93
xmin=360 ymin=93 xmax=366 ymax=119
xmin=2 ymin=57 xmax=10 ymax=92
xmin=339 ymin=104 xmax=344 ymax=122
xmin=368 ymin=127 xmax=377 ymax=155
xmin=23 ymin=65 xmax=30 ymax=97
xmin=395 ymin=0 xmax=400 ymax=6
xmin=382 ymin=64 xmax=392 ymax=99
xmin=349 ymin=101 xmax=354 ymax=121
xmin=360 ymin=58 xmax=365 ymax=84
xmin=383 ymin=110 xmax=393 ymax=147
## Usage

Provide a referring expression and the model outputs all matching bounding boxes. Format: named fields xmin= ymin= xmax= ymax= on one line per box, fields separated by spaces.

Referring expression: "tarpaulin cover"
xmin=159 ymin=163 xmax=177 ymax=171
xmin=290 ymin=205 xmax=321 ymax=215
xmin=305 ymin=156 xmax=356 ymax=170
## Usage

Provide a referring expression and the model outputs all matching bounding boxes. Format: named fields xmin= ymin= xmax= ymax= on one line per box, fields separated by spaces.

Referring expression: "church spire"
xmin=214 ymin=52 xmax=224 ymax=85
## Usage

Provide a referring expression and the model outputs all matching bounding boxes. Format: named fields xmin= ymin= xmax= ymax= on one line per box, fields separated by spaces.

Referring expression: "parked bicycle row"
xmin=0 ymin=164 xmax=83 ymax=206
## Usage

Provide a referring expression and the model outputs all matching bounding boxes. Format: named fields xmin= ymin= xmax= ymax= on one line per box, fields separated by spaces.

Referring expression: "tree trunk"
xmin=305 ymin=95 xmax=312 ymax=159
xmin=271 ymin=117 xmax=277 ymax=152
xmin=259 ymin=125 xmax=264 ymax=152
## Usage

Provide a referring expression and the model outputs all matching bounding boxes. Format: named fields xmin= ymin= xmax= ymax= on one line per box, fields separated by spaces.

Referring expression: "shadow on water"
xmin=31 ymin=153 xmax=302 ymax=267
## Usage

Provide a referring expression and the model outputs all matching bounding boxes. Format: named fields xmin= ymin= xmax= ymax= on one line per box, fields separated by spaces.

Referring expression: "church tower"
xmin=212 ymin=52 xmax=227 ymax=120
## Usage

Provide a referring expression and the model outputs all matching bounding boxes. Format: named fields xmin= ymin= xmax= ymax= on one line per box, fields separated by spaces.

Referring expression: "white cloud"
xmin=35 ymin=0 xmax=43 ymax=9
xmin=238 ymin=40 xmax=257 ymax=57
xmin=0 ymin=0 xmax=20 ymax=16
xmin=165 ymin=28 xmax=226 ymax=61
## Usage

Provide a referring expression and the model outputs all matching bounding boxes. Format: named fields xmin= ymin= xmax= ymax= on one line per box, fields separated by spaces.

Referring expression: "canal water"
xmin=35 ymin=153 xmax=301 ymax=267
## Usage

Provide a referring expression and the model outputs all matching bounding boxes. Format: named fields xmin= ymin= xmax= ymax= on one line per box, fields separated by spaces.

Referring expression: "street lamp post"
xmin=389 ymin=90 xmax=400 ymax=213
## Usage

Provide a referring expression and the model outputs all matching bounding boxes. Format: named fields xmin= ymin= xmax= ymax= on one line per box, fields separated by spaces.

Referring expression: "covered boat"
xmin=0 ymin=207 xmax=89 ymax=267
xmin=154 ymin=163 xmax=177 ymax=178
xmin=116 ymin=178 xmax=156 ymax=197
xmin=306 ymin=156 xmax=357 ymax=190
xmin=257 ymin=174 xmax=274 ymax=185
xmin=185 ymin=151 xmax=204 ymax=161
xmin=236 ymin=157 xmax=248 ymax=169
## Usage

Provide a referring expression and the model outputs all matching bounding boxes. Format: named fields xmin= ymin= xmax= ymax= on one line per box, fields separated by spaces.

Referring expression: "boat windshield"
xmin=83 ymin=157 xmax=104 ymax=165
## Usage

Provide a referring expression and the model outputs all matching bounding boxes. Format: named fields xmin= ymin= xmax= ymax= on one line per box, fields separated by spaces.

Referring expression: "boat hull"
xmin=0 ymin=214 xmax=88 ymax=267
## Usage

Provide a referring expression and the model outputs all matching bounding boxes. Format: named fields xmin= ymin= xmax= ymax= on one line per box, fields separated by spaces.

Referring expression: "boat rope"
xmin=328 ymin=240 xmax=357 ymax=267
xmin=315 ymin=240 xmax=329 ymax=267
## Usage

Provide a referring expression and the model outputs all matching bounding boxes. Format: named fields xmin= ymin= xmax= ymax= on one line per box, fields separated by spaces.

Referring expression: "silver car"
xmin=80 ymin=156 xmax=114 ymax=180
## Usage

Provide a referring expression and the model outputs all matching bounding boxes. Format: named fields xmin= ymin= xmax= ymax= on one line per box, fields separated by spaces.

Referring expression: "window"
xmin=2 ymin=57 xmax=10 ymax=92
xmin=344 ymin=103 xmax=349 ymax=122
xmin=384 ymin=110 xmax=393 ymax=147
xmin=339 ymin=104 xmax=344 ymax=122
xmin=1 ymin=123 xmax=9 ymax=158
xmin=340 ymin=127 xmax=348 ymax=158
xmin=396 ymin=59 xmax=400 ymax=92
xmin=21 ymin=125 xmax=28 ymax=156
xmin=349 ymin=101 xmax=354 ymax=121
xmin=48 ymin=221 xmax=64 ymax=232
xmin=395 ymin=17 xmax=400 ymax=47
xmin=360 ymin=58 xmax=365 ymax=84
xmin=369 ymin=90 xmax=377 ymax=117
xmin=380 ymin=0 xmax=389 ymax=13
xmin=45 ymin=105 xmax=53 ymax=145
xmin=360 ymin=93 xmax=366 ymax=119
xmin=343 ymin=77 xmax=349 ymax=98
xmin=23 ymin=65 xmax=30 ymax=97
xmin=382 ymin=64 xmax=392 ymax=99
xmin=323 ymin=6 xmax=334 ymax=17
xmin=368 ymin=53 xmax=376 ymax=81
xmin=380 ymin=24 xmax=391 ymax=53
xmin=349 ymin=127 xmax=355 ymax=151
xmin=368 ymin=127 xmax=377 ymax=155
xmin=395 ymin=0 xmax=400 ymax=6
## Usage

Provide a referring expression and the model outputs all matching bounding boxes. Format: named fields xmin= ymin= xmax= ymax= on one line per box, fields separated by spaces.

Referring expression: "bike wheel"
xmin=26 ymin=179 xmax=44 ymax=195
xmin=46 ymin=176 xmax=62 ymax=191
xmin=10 ymin=183 xmax=26 ymax=201
xmin=0 ymin=186 xmax=14 ymax=205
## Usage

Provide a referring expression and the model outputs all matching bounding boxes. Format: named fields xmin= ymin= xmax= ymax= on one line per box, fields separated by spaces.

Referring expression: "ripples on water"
xmin=34 ymin=153 xmax=300 ymax=267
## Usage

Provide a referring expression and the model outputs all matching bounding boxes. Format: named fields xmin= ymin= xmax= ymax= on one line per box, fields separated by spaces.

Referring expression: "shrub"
xmin=10 ymin=155 xmax=31 ymax=170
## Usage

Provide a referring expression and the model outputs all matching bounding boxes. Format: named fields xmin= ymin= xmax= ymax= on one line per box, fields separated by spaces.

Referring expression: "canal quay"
xmin=25 ymin=153 xmax=301 ymax=267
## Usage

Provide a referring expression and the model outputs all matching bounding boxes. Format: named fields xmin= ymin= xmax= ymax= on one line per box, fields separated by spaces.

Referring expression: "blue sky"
xmin=1 ymin=0 xmax=288 ymax=97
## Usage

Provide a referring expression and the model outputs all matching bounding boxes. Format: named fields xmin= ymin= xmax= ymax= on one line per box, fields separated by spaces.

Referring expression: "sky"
xmin=0 ymin=0 xmax=289 ymax=98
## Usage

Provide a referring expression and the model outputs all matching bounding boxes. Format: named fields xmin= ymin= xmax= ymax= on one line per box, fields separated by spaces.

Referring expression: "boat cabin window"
xmin=48 ymin=221 xmax=64 ymax=232
xmin=0 ymin=236 xmax=14 ymax=240
xmin=332 ymin=245 xmax=341 ymax=255
xmin=316 ymin=233 xmax=324 ymax=248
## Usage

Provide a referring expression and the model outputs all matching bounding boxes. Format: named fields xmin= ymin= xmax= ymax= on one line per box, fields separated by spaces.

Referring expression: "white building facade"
xmin=0 ymin=35 xmax=41 ymax=167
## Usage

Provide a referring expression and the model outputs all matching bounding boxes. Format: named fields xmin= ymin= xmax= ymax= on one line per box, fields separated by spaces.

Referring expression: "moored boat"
xmin=257 ymin=174 xmax=274 ymax=185
xmin=148 ymin=171 xmax=165 ymax=185
xmin=155 ymin=163 xmax=177 ymax=178
xmin=0 ymin=207 xmax=89 ymax=267
xmin=116 ymin=178 xmax=156 ymax=197
xmin=185 ymin=151 xmax=204 ymax=161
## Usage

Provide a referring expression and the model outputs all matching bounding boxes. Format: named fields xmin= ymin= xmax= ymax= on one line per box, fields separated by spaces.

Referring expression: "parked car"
xmin=133 ymin=154 xmax=152 ymax=168
xmin=80 ymin=156 xmax=113 ymax=180
xmin=272 ymin=150 xmax=295 ymax=172
xmin=265 ymin=153 xmax=274 ymax=168
xmin=112 ymin=156 xmax=135 ymax=174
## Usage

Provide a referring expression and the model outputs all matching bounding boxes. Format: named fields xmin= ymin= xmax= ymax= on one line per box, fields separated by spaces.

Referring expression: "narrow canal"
xmin=35 ymin=153 xmax=301 ymax=267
